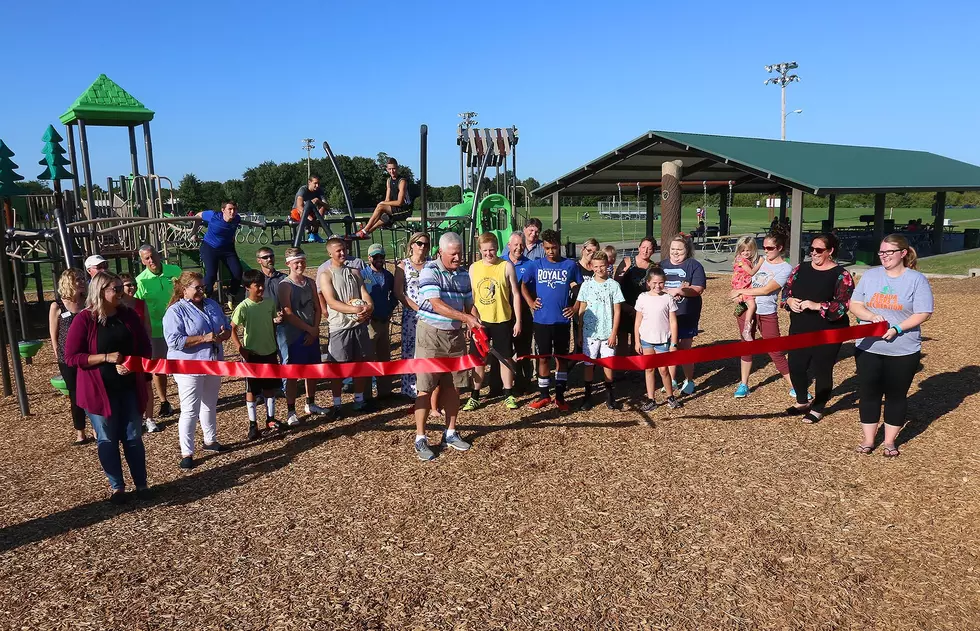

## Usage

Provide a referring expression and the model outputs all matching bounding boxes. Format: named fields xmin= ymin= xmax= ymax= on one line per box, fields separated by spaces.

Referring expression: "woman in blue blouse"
xmin=163 ymin=271 xmax=232 ymax=469
xmin=196 ymin=201 xmax=244 ymax=301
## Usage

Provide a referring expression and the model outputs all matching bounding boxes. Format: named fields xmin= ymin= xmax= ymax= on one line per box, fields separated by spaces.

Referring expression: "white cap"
xmin=84 ymin=255 xmax=107 ymax=269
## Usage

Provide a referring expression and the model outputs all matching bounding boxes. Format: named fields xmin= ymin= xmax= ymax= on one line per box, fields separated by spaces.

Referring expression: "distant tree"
xmin=178 ymin=173 xmax=204 ymax=212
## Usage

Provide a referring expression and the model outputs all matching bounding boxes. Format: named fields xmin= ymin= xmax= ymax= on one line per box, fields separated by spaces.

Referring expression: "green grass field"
xmin=916 ymin=249 xmax=980 ymax=275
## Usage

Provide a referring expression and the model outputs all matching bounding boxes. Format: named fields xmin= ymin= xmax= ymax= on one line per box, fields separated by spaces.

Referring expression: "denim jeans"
xmin=87 ymin=390 xmax=148 ymax=491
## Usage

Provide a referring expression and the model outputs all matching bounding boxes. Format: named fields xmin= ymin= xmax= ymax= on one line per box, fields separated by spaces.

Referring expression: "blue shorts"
xmin=287 ymin=336 xmax=321 ymax=365
xmin=676 ymin=314 xmax=700 ymax=340
xmin=640 ymin=340 xmax=671 ymax=352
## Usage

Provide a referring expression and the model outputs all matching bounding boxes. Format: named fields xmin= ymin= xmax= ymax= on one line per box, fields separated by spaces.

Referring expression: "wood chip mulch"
xmin=0 ymin=277 xmax=978 ymax=630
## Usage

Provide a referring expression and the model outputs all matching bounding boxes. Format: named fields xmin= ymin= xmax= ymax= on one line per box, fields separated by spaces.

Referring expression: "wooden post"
xmin=932 ymin=191 xmax=946 ymax=254
xmin=719 ymin=191 xmax=729 ymax=236
xmin=660 ymin=160 xmax=683 ymax=254
xmin=873 ymin=193 xmax=886 ymax=247
xmin=551 ymin=193 xmax=561 ymax=233
xmin=790 ymin=188 xmax=804 ymax=265
xmin=778 ymin=190 xmax=788 ymax=222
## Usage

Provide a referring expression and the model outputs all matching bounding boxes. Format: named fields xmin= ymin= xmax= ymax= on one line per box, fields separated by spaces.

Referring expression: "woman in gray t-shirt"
xmin=729 ymin=228 xmax=794 ymax=398
xmin=849 ymin=235 xmax=934 ymax=458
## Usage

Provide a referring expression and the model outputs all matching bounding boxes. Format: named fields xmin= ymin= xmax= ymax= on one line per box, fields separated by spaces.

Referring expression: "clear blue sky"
xmin=3 ymin=0 xmax=978 ymax=192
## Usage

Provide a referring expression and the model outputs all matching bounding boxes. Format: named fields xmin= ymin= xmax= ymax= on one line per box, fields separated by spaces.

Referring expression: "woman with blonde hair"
xmin=660 ymin=234 xmax=707 ymax=395
xmin=394 ymin=231 xmax=431 ymax=398
xmin=163 ymin=270 xmax=232 ymax=470
xmin=571 ymin=238 xmax=600 ymax=353
xmin=49 ymin=268 xmax=89 ymax=444
xmin=849 ymin=235 xmax=933 ymax=457
xmin=64 ymin=272 xmax=152 ymax=503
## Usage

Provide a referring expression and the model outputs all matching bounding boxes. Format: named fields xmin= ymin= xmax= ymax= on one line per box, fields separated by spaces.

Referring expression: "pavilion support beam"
xmin=790 ymin=188 xmax=804 ymax=266
xmin=827 ymin=194 xmax=836 ymax=228
xmin=718 ymin=190 xmax=729 ymax=236
xmin=77 ymin=119 xmax=96 ymax=222
xmin=778 ymin=190 xmax=788 ymax=222
xmin=552 ymin=193 xmax=561 ymax=233
xmin=645 ymin=188 xmax=656 ymax=237
xmin=932 ymin=191 xmax=946 ymax=254
xmin=660 ymin=160 xmax=683 ymax=253
xmin=873 ymin=193 xmax=886 ymax=247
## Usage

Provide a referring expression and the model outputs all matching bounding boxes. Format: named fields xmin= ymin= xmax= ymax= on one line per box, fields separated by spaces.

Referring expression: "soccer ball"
xmin=346 ymin=298 xmax=365 ymax=322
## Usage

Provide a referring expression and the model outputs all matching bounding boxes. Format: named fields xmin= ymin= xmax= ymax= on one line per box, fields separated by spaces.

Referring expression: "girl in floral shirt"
xmin=781 ymin=233 xmax=855 ymax=423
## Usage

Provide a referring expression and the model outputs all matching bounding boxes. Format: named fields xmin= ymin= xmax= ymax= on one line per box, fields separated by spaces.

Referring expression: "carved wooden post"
xmin=660 ymin=160 xmax=683 ymax=256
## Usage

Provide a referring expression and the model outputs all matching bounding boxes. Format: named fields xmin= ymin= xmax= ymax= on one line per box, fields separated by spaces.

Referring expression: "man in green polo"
xmin=135 ymin=244 xmax=182 ymax=418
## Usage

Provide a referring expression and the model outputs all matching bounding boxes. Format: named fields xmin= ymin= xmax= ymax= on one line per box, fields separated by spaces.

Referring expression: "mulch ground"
xmin=1 ymin=277 xmax=978 ymax=630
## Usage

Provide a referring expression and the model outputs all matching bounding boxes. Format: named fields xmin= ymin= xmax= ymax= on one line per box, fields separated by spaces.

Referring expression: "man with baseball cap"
xmin=364 ymin=243 xmax=397 ymax=399
xmin=318 ymin=237 xmax=374 ymax=415
xmin=84 ymin=255 xmax=109 ymax=279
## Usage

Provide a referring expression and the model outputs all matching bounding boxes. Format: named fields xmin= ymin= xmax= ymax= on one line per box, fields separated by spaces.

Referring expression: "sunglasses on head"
xmin=809 ymin=246 xmax=827 ymax=254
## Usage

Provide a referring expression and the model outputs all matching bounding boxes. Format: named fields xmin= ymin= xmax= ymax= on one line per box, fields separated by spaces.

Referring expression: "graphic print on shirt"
xmin=751 ymin=270 xmax=773 ymax=289
xmin=866 ymin=284 xmax=905 ymax=311
xmin=664 ymin=267 xmax=687 ymax=304
xmin=537 ymin=266 xmax=569 ymax=290
xmin=476 ymin=277 xmax=498 ymax=306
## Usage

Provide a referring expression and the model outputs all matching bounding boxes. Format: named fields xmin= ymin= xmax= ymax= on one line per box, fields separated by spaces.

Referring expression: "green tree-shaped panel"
xmin=0 ymin=140 xmax=27 ymax=197
xmin=38 ymin=125 xmax=73 ymax=180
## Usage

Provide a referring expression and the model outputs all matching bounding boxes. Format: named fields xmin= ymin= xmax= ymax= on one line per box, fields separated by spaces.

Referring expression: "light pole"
xmin=764 ymin=62 xmax=801 ymax=140
xmin=457 ymin=112 xmax=478 ymax=190
xmin=301 ymin=137 xmax=315 ymax=178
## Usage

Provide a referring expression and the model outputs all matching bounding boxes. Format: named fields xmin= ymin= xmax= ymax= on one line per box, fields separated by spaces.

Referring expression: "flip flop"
xmin=855 ymin=444 xmax=874 ymax=455
xmin=73 ymin=437 xmax=92 ymax=446
xmin=785 ymin=405 xmax=810 ymax=417
xmin=883 ymin=446 xmax=900 ymax=458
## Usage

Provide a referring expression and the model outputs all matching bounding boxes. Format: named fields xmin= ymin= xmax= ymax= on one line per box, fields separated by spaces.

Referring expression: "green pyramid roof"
xmin=41 ymin=125 xmax=64 ymax=143
xmin=59 ymin=74 xmax=155 ymax=126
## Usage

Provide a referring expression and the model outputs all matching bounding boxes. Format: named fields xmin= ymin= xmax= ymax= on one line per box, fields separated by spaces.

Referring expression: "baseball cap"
xmin=367 ymin=244 xmax=385 ymax=257
xmin=84 ymin=255 xmax=107 ymax=269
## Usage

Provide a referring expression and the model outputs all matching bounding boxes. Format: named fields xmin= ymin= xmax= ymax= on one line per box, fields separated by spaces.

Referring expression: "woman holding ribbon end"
xmin=848 ymin=235 xmax=933 ymax=457
xmin=782 ymin=233 xmax=854 ymax=424
xmin=163 ymin=271 xmax=232 ymax=470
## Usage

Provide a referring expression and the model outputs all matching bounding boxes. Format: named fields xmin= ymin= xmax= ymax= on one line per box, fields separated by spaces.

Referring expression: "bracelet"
xmin=670 ymin=343 xmax=678 ymax=348
xmin=891 ymin=324 xmax=903 ymax=334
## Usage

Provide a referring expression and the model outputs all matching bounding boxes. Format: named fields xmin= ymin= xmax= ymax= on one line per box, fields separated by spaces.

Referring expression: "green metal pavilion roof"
xmin=59 ymin=74 xmax=155 ymax=126
xmin=532 ymin=130 xmax=980 ymax=198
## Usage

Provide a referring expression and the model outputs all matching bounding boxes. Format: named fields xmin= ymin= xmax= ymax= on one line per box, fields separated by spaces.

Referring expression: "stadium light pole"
xmin=764 ymin=62 xmax=801 ymax=140
xmin=301 ymin=137 xmax=315 ymax=178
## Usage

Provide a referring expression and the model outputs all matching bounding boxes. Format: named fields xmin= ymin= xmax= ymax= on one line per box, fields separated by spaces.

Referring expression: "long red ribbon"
xmin=121 ymin=322 xmax=887 ymax=379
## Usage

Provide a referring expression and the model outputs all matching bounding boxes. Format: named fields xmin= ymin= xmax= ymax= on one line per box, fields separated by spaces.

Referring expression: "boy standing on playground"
xmin=294 ymin=175 xmax=327 ymax=243
xmin=348 ymin=158 xmax=410 ymax=240
xmin=231 ymin=269 xmax=282 ymax=439
xmin=318 ymin=237 xmax=375 ymax=414
xmin=576 ymin=251 xmax=624 ymax=410
xmin=277 ymin=247 xmax=328 ymax=425
xmin=521 ymin=229 xmax=583 ymax=411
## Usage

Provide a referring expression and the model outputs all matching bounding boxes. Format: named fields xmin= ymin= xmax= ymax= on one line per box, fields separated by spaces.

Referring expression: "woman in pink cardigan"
xmin=65 ymin=272 xmax=153 ymax=504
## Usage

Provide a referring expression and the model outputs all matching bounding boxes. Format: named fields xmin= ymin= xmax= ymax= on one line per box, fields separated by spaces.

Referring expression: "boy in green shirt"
xmin=231 ymin=269 xmax=282 ymax=440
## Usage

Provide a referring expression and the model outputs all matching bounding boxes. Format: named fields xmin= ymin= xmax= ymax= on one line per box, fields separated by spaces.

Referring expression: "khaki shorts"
xmin=414 ymin=320 xmax=469 ymax=393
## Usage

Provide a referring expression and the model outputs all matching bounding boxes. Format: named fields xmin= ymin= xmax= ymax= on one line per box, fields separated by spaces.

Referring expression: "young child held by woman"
xmin=732 ymin=236 xmax=763 ymax=341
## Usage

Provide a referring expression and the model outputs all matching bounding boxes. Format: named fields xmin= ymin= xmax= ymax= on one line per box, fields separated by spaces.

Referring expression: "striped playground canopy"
xmin=458 ymin=127 xmax=518 ymax=168
xmin=532 ymin=131 xmax=980 ymax=198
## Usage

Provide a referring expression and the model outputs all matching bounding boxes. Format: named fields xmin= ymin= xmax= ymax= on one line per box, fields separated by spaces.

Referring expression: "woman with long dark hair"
xmin=849 ymin=235 xmax=933 ymax=457
xmin=782 ymin=233 xmax=855 ymax=423
xmin=49 ymin=268 xmax=89 ymax=444
xmin=615 ymin=236 xmax=657 ymax=353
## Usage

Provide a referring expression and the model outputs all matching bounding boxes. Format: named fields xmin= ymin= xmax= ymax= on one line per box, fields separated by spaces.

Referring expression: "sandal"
xmin=855 ymin=444 xmax=874 ymax=455
xmin=883 ymin=446 xmax=900 ymax=458
xmin=801 ymin=411 xmax=823 ymax=424
xmin=785 ymin=405 xmax=810 ymax=417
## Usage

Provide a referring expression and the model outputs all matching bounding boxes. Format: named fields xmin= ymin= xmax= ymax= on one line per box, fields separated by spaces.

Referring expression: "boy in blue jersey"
xmin=520 ymin=230 xmax=583 ymax=411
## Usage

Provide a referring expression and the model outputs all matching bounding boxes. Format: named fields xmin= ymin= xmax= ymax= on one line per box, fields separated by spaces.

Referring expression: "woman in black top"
xmin=48 ymin=268 xmax=88 ymax=444
xmin=782 ymin=233 xmax=855 ymax=423
xmin=615 ymin=236 xmax=657 ymax=353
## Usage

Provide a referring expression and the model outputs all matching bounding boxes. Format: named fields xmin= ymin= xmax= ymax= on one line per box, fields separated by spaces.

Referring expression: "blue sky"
xmin=2 ymin=0 xmax=978 ymax=192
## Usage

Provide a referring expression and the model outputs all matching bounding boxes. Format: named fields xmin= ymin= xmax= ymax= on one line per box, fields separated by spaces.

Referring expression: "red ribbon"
xmin=122 ymin=322 xmax=887 ymax=379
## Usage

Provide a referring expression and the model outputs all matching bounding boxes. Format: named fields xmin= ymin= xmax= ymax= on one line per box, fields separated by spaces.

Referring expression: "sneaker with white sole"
xmin=415 ymin=437 xmax=435 ymax=461
xmin=660 ymin=380 xmax=680 ymax=394
xmin=442 ymin=432 xmax=471 ymax=451
xmin=144 ymin=418 xmax=161 ymax=433
xmin=286 ymin=412 xmax=300 ymax=426
xmin=789 ymin=389 xmax=814 ymax=401
xmin=681 ymin=380 xmax=696 ymax=395
xmin=734 ymin=383 xmax=749 ymax=398
xmin=305 ymin=403 xmax=329 ymax=416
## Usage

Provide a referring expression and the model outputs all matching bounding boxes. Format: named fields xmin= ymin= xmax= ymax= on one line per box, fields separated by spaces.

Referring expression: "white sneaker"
xmin=304 ymin=403 xmax=329 ymax=416
xmin=144 ymin=418 xmax=161 ymax=433
xmin=286 ymin=412 xmax=300 ymax=426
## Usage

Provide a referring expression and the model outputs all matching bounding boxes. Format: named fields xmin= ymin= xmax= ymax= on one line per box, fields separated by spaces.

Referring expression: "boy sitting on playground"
xmin=231 ymin=270 xmax=283 ymax=438
xmin=348 ymin=158 xmax=410 ymax=240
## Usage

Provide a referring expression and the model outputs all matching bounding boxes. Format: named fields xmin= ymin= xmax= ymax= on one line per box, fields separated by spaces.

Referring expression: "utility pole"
xmin=301 ymin=138 xmax=315 ymax=178
xmin=764 ymin=62 xmax=801 ymax=140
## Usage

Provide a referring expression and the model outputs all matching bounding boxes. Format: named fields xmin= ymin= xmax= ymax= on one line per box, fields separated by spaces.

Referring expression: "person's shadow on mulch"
xmin=896 ymin=364 xmax=980 ymax=448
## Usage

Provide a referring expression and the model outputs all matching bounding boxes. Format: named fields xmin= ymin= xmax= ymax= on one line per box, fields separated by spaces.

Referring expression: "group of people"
xmin=50 ymin=211 xmax=934 ymax=499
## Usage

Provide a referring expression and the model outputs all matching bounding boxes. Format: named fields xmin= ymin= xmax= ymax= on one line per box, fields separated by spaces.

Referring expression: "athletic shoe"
xmin=504 ymin=396 xmax=519 ymax=410
xmin=352 ymin=400 xmax=373 ymax=413
xmin=267 ymin=418 xmax=284 ymax=431
xmin=159 ymin=401 xmax=174 ymax=417
xmin=734 ymin=383 xmax=750 ymax=398
xmin=305 ymin=403 xmax=329 ymax=416
xmin=462 ymin=397 xmax=483 ymax=412
xmin=660 ymin=380 xmax=680 ymax=394
xmin=665 ymin=395 xmax=682 ymax=409
xmin=203 ymin=441 xmax=228 ymax=452
xmin=310 ymin=233 xmax=324 ymax=243
xmin=555 ymin=399 xmax=571 ymax=412
xmin=681 ymin=380 xmax=696 ymax=396
xmin=578 ymin=396 xmax=595 ymax=411
xmin=144 ymin=418 xmax=161 ymax=433
xmin=640 ymin=399 xmax=658 ymax=412
xmin=442 ymin=432 xmax=471 ymax=451
xmin=109 ymin=490 xmax=129 ymax=505
xmin=789 ymin=389 xmax=814 ymax=401
xmin=134 ymin=487 xmax=153 ymax=502
xmin=286 ymin=412 xmax=300 ymax=426
xmin=179 ymin=456 xmax=194 ymax=470
xmin=605 ymin=399 xmax=619 ymax=411
xmin=247 ymin=422 xmax=259 ymax=441
xmin=415 ymin=437 xmax=435 ymax=461
xmin=528 ymin=396 xmax=552 ymax=410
